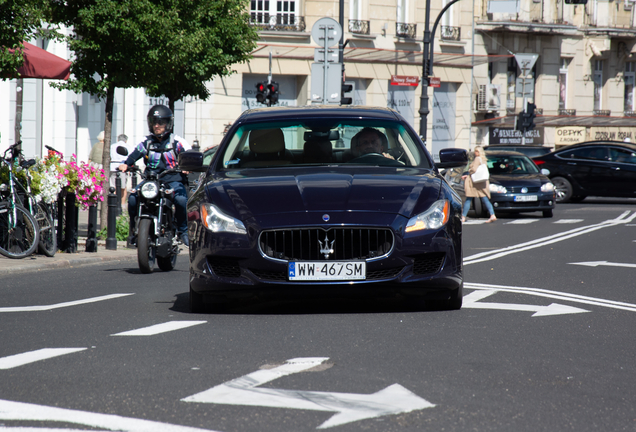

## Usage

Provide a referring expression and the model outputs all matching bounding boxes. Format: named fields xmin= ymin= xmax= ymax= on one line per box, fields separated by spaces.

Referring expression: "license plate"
xmin=514 ymin=195 xmax=538 ymax=202
xmin=288 ymin=261 xmax=366 ymax=281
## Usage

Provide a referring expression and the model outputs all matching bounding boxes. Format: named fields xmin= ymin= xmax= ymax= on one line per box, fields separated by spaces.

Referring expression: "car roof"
xmin=556 ymin=140 xmax=636 ymax=151
xmin=485 ymin=150 xmax=529 ymax=157
xmin=235 ymin=105 xmax=402 ymax=123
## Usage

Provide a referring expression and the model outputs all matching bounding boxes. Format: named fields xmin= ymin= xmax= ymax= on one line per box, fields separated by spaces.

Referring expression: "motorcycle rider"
xmin=119 ymin=104 xmax=190 ymax=246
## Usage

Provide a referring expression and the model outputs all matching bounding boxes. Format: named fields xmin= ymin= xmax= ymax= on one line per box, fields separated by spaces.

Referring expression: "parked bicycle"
xmin=0 ymin=143 xmax=40 ymax=258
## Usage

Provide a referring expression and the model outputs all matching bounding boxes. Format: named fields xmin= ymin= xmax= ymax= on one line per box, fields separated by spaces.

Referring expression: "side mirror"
xmin=541 ymin=168 xmax=550 ymax=176
xmin=116 ymin=146 xmax=129 ymax=156
xmin=437 ymin=148 xmax=468 ymax=169
xmin=179 ymin=151 xmax=205 ymax=172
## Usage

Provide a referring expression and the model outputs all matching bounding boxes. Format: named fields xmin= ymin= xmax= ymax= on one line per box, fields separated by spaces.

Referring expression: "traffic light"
xmin=267 ymin=81 xmax=279 ymax=104
xmin=341 ymin=82 xmax=354 ymax=105
xmin=255 ymin=81 xmax=268 ymax=104
xmin=516 ymin=103 xmax=537 ymax=133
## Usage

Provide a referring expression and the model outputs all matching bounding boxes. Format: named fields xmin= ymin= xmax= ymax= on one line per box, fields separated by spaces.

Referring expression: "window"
xmin=625 ymin=63 xmax=635 ymax=112
xmin=558 ymin=146 xmax=608 ymax=161
xmin=397 ymin=0 xmax=408 ymax=23
xmin=559 ymin=58 xmax=569 ymax=110
xmin=350 ymin=0 xmax=361 ymax=20
xmin=609 ymin=147 xmax=636 ymax=164
xmin=507 ymin=58 xmax=517 ymax=110
xmin=593 ymin=60 xmax=603 ymax=111
xmin=250 ymin=0 xmax=296 ymax=26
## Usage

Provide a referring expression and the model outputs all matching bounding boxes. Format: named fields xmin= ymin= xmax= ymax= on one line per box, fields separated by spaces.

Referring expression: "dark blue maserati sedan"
xmin=179 ymin=106 xmax=468 ymax=312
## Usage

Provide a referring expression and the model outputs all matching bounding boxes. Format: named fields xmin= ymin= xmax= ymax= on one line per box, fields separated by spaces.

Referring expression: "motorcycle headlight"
xmin=489 ymin=183 xmax=507 ymax=194
xmin=541 ymin=182 xmax=555 ymax=192
xmin=201 ymin=203 xmax=247 ymax=234
xmin=406 ymin=199 xmax=450 ymax=233
xmin=140 ymin=182 xmax=159 ymax=199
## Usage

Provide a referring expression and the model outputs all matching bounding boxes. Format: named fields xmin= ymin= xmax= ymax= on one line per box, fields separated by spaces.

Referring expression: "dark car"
xmin=484 ymin=145 xmax=552 ymax=158
xmin=179 ymin=106 xmax=468 ymax=312
xmin=532 ymin=141 xmax=636 ymax=202
xmin=444 ymin=150 xmax=556 ymax=218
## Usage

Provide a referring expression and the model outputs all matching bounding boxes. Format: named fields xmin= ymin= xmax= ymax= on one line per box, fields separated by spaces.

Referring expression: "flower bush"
xmin=29 ymin=153 xmax=106 ymax=210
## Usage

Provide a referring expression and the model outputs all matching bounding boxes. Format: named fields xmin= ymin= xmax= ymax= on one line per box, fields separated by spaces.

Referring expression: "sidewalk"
xmin=0 ymin=206 xmax=138 ymax=275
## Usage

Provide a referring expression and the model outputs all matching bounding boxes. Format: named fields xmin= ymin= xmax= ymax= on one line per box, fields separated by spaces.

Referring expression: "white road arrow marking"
xmin=465 ymin=282 xmax=636 ymax=313
xmin=0 ymin=294 xmax=134 ymax=313
xmin=464 ymin=211 xmax=636 ymax=265
xmin=111 ymin=321 xmax=207 ymax=336
xmin=0 ymin=348 xmax=87 ymax=370
xmin=0 ymin=398 xmax=220 ymax=432
xmin=182 ymin=357 xmax=434 ymax=429
xmin=462 ymin=290 xmax=590 ymax=317
xmin=569 ymin=261 xmax=636 ymax=269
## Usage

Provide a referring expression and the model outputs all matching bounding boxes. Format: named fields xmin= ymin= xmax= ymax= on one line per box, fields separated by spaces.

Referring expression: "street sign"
xmin=515 ymin=77 xmax=534 ymax=97
xmin=311 ymin=17 xmax=342 ymax=47
xmin=310 ymin=62 xmax=342 ymax=104
xmin=183 ymin=357 xmax=435 ymax=429
xmin=514 ymin=53 xmax=538 ymax=72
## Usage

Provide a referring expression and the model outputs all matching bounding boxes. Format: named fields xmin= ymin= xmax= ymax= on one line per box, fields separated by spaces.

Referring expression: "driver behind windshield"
xmin=353 ymin=127 xmax=395 ymax=160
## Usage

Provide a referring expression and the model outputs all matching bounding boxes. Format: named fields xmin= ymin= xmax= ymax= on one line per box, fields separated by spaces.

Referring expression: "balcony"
xmin=250 ymin=14 xmax=306 ymax=32
xmin=440 ymin=26 xmax=461 ymax=41
xmin=396 ymin=22 xmax=417 ymax=39
xmin=349 ymin=20 xmax=370 ymax=35
xmin=624 ymin=111 xmax=636 ymax=117
xmin=559 ymin=109 xmax=576 ymax=116
xmin=593 ymin=110 xmax=611 ymax=116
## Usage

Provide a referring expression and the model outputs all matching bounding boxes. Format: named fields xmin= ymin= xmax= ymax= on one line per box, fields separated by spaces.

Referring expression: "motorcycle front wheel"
xmin=137 ymin=218 xmax=156 ymax=274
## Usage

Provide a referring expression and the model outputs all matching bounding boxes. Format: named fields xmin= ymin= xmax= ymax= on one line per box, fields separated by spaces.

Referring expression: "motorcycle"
xmin=117 ymin=147 xmax=181 ymax=274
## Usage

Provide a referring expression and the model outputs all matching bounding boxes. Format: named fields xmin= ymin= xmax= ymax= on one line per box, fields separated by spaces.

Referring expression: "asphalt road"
xmin=1 ymin=199 xmax=636 ymax=432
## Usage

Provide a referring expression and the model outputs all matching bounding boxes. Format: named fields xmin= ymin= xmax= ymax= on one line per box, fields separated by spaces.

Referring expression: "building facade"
xmin=2 ymin=0 xmax=635 ymax=162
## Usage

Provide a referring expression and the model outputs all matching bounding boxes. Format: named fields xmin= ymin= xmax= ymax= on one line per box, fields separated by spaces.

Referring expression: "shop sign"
xmin=555 ymin=126 xmax=586 ymax=145
xmin=489 ymin=127 xmax=544 ymax=145
xmin=589 ymin=128 xmax=636 ymax=142
xmin=390 ymin=75 xmax=420 ymax=87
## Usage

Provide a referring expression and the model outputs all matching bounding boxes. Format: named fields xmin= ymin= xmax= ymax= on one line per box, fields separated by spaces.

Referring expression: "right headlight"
xmin=489 ymin=183 xmax=507 ymax=194
xmin=140 ymin=181 xmax=159 ymax=199
xmin=201 ymin=203 xmax=247 ymax=234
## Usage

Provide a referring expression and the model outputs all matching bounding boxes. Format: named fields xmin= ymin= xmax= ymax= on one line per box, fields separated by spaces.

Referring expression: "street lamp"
xmin=418 ymin=0 xmax=462 ymax=144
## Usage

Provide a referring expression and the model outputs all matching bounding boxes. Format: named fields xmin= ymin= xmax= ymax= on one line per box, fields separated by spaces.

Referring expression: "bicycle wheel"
xmin=0 ymin=203 xmax=40 ymax=259
xmin=36 ymin=202 xmax=57 ymax=257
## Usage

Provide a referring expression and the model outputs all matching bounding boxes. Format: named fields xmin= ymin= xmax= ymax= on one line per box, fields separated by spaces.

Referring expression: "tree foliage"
xmin=0 ymin=0 xmax=60 ymax=77
xmin=143 ymin=0 xmax=259 ymax=110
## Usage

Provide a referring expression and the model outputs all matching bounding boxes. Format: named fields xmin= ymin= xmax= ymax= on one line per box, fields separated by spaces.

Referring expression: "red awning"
xmin=8 ymin=42 xmax=71 ymax=80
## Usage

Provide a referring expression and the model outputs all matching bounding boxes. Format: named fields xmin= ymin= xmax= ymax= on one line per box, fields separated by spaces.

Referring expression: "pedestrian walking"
xmin=461 ymin=146 xmax=497 ymax=223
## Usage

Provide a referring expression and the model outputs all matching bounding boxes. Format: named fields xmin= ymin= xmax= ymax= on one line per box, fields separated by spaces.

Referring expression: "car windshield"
xmin=217 ymin=120 xmax=430 ymax=170
xmin=486 ymin=154 xmax=539 ymax=174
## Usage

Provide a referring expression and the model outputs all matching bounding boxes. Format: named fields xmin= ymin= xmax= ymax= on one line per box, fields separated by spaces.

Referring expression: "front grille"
xmin=259 ymin=228 xmax=394 ymax=261
xmin=207 ymin=258 xmax=241 ymax=278
xmin=508 ymin=186 xmax=540 ymax=193
xmin=412 ymin=252 xmax=446 ymax=275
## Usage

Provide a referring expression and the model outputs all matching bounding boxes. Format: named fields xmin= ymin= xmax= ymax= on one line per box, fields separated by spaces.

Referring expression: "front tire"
xmin=137 ymin=218 xmax=156 ymax=274
xmin=0 ymin=204 xmax=39 ymax=259
xmin=37 ymin=202 xmax=57 ymax=257
xmin=552 ymin=177 xmax=573 ymax=203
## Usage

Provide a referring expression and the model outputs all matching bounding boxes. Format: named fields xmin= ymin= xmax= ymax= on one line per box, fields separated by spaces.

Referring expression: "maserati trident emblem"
xmin=318 ymin=233 xmax=335 ymax=259
xmin=322 ymin=214 xmax=330 ymax=222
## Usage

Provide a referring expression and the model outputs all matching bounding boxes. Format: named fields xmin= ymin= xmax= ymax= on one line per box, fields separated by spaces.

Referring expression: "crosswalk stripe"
xmin=0 ymin=348 xmax=87 ymax=370
xmin=554 ymin=219 xmax=584 ymax=224
xmin=111 ymin=321 xmax=207 ymax=336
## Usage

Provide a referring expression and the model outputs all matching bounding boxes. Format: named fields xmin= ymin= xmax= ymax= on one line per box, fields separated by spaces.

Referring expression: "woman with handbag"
xmin=461 ymin=146 xmax=497 ymax=223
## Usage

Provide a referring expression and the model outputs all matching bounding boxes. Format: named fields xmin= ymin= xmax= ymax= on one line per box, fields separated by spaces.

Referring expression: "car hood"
xmin=205 ymin=169 xmax=441 ymax=220
xmin=490 ymin=173 xmax=549 ymax=186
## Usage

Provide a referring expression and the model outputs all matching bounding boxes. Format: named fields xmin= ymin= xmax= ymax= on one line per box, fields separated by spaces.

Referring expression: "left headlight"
xmin=140 ymin=181 xmax=159 ymax=199
xmin=201 ymin=203 xmax=247 ymax=234
xmin=489 ymin=183 xmax=507 ymax=194
xmin=541 ymin=182 xmax=555 ymax=192
xmin=406 ymin=199 xmax=450 ymax=233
